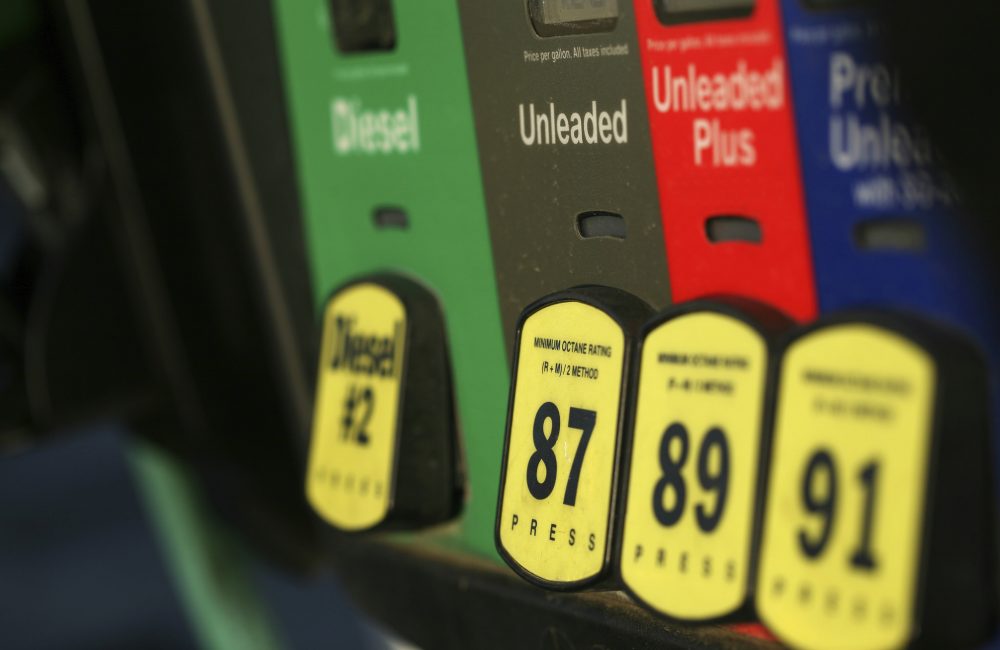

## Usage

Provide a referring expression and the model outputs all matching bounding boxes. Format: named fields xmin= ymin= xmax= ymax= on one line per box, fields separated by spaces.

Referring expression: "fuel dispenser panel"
xmin=20 ymin=0 xmax=1000 ymax=647
xmin=273 ymin=0 xmax=508 ymax=554
xmin=457 ymin=0 xmax=672 ymax=351
xmin=635 ymin=0 xmax=817 ymax=322
xmin=269 ymin=1 xmax=1000 ymax=647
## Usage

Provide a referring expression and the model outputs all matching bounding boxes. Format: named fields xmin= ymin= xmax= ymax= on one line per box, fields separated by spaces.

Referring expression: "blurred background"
xmin=0 ymin=426 xmax=386 ymax=649
xmin=0 ymin=0 xmax=389 ymax=646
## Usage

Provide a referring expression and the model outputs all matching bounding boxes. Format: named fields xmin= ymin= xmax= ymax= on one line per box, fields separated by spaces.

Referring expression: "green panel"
xmin=273 ymin=0 xmax=508 ymax=561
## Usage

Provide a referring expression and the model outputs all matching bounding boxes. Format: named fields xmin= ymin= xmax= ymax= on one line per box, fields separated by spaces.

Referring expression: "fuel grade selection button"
xmin=496 ymin=286 xmax=653 ymax=590
xmin=757 ymin=313 xmax=997 ymax=650
xmin=306 ymin=275 xmax=460 ymax=533
xmin=619 ymin=299 xmax=791 ymax=622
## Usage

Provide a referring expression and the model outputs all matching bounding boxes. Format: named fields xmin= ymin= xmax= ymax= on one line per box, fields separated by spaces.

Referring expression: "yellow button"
xmin=306 ymin=282 xmax=406 ymax=532
xmin=621 ymin=308 xmax=771 ymax=621
xmin=497 ymin=297 xmax=632 ymax=587
xmin=758 ymin=323 xmax=935 ymax=650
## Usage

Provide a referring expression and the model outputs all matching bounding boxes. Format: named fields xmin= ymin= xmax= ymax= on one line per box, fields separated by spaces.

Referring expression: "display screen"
xmin=656 ymin=0 xmax=755 ymax=25
xmin=804 ymin=0 xmax=870 ymax=7
xmin=538 ymin=0 xmax=619 ymax=24
xmin=329 ymin=0 xmax=396 ymax=52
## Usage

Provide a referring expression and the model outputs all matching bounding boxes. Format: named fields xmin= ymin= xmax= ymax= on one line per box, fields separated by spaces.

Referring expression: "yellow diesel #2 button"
xmin=306 ymin=275 xmax=460 ymax=532
xmin=757 ymin=312 xmax=997 ymax=650
xmin=496 ymin=286 xmax=653 ymax=590
xmin=619 ymin=299 xmax=790 ymax=623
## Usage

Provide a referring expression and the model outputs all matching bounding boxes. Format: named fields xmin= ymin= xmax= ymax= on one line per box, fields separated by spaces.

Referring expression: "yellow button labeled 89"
xmin=496 ymin=287 xmax=652 ymax=589
xmin=619 ymin=300 xmax=789 ymax=622
xmin=758 ymin=314 xmax=997 ymax=650
xmin=307 ymin=275 xmax=459 ymax=533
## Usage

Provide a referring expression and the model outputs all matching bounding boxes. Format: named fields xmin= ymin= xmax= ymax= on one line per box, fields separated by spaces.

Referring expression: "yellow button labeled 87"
xmin=758 ymin=314 xmax=997 ymax=650
xmin=496 ymin=287 xmax=652 ymax=589
xmin=619 ymin=300 xmax=789 ymax=622
xmin=307 ymin=276 xmax=459 ymax=533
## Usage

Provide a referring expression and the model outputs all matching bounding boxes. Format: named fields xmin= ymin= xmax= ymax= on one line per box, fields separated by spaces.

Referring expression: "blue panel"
xmin=781 ymin=0 xmax=1000 ymax=454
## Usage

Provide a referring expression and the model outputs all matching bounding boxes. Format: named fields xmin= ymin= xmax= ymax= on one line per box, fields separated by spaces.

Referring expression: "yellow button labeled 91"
xmin=620 ymin=300 xmax=789 ymax=622
xmin=758 ymin=313 xmax=997 ymax=650
xmin=496 ymin=287 xmax=652 ymax=589
xmin=307 ymin=275 xmax=459 ymax=533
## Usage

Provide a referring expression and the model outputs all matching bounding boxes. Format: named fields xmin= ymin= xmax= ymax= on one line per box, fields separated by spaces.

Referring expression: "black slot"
xmin=655 ymin=0 xmax=755 ymax=26
xmin=705 ymin=215 xmax=762 ymax=244
xmin=373 ymin=206 xmax=409 ymax=229
xmin=528 ymin=0 xmax=619 ymax=38
xmin=854 ymin=218 xmax=926 ymax=253
xmin=330 ymin=0 xmax=397 ymax=53
xmin=576 ymin=211 xmax=627 ymax=240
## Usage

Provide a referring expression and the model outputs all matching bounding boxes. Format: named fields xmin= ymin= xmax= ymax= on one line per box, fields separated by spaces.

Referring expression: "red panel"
xmin=729 ymin=623 xmax=777 ymax=641
xmin=634 ymin=0 xmax=816 ymax=322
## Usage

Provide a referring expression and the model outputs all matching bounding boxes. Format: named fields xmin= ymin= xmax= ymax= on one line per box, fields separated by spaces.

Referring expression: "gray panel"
xmin=458 ymin=0 xmax=672 ymax=351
